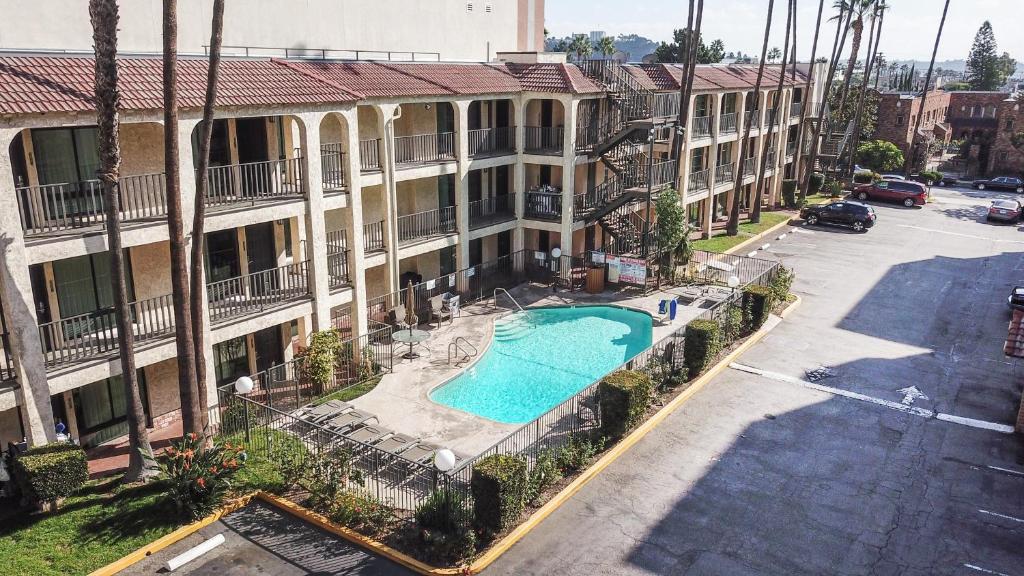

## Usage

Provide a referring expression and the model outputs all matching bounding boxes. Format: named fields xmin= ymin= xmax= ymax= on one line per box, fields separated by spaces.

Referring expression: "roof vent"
xmin=466 ymin=2 xmax=473 ymax=11
xmin=485 ymin=3 xmax=492 ymax=12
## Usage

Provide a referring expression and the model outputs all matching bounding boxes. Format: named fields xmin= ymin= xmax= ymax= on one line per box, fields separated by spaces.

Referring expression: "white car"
xmin=881 ymin=174 xmax=906 ymax=181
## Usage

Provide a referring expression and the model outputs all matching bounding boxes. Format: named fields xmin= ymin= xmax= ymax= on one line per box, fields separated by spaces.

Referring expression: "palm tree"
xmin=873 ymin=52 xmax=886 ymax=88
xmin=836 ymin=0 xmax=876 ymax=90
xmin=163 ymin=0 xmax=201 ymax=438
xmin=846 ymin=1 xmax=887 ymax=175
xmin=768 ymin=47 xmax=782 ymax=63
xmin=568 ymin=35 xmax=592 ymax=61
xmin=597 ymin=36 xmax=616 ymax=60
xmin=903 ymin=0 xmax=951 ymax=176
xmin=796 ymin=0 xmax=828 ymax=204
xmin=189 ymin=0 xmax=225 ymax=438
xmin=728 ymin=0 xmax=775 ymax=235
xmin=752 ymin=0 xmax=794 ymax=223
xmin=89 ymin=0 xmax=157 ymax=483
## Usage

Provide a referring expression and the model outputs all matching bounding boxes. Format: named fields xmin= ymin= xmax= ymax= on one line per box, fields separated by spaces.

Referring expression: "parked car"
xmin=973 ymin=176 xmax=1024 ymax=193
xmin=853 ymin=179 xmax=928 ymax=207
xmin=800 ymin=201 xmax=876 ymax=232
xmin=986 ymin=199 xmax=1022 ymax=223
xmin=934 ymin=174 xmax=959 ymax=186
xmin=1008 ymin=286 xmax=1024 ymax=310
xmin=880 ymin=174 xmax=906 ymax=180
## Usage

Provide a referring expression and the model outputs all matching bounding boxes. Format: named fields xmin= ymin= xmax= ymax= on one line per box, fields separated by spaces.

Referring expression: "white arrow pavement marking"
xmin=728 ymin=363 xmax=1015 ymax=433
xmin=897 ymin=385 xmax=928 ymax=406
xmin=978 ymin=509 xmax=1024 ymax=524
xmin=964 ymin=564 xmax=1011 ymax=576
xmin=761 ymin=243 xmax=770 ymax=250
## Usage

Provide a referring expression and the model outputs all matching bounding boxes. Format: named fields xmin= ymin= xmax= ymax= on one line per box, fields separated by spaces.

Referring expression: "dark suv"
xmin=974 ymin=177 xmax=1024 ymax=193
xmin=800 ymin=201 xmax=876 ymax=232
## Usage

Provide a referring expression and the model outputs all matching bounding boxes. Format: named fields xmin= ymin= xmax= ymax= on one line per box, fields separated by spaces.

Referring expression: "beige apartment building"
xmin=0 ymin=48 xmax=818 ymax=448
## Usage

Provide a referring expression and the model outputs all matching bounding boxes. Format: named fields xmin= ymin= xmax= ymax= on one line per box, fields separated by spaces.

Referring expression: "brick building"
xmin=988 ymin=96 xmax=1024 ymax=177
xmin=945 ymin=91 xmax=1011 ymax=176
xmin=873 ymin=90 xmax=951 ymax=165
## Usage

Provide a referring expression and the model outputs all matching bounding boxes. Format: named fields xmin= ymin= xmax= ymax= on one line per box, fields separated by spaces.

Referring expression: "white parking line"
xmin=897 ymin=225 xmax=1024 ymax=244
xmin=987 ymin=465 xmax=1024 ymax=477
xmin=728 ymin=363 xmax=1015 ymax=434
xmin=979 ymin=509 xmax=1024 ymax=524
xmin=964 ymin=564 xmax=1011 ymax=576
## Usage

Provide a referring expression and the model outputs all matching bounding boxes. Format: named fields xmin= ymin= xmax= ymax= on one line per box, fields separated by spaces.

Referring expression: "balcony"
xmin=786 ymin=141 xmax=798 ymax=158
xmin=719 ymin=112 xmax=738 ymax=135
xmin=360 ymin=139 xmax=382 ymax=171
xmin=326 ymin=229 xmax=350 ymax=289
xmin=791 ymin=102 xmax=804 ymax=118
xmin=397 ymin=206 xmax=457 ymax=244
xmin=651 ymin=92 xmax=681 ymax=119
xmin=745 ymin=110 xmax=761 ymax=130
xmin=320 ymin=143 xmax=347 ymax=192
xmin=16 ymin=173 xmax=167 ymax=237
xmin=205 ymin=158 xmax=305 ymax=210
xmin=649 ymin=160 xmax=676 ymax=190
xmin=469 ymin=193 xmax=516 ymax=229
xmin=363 ymin=220 xmax=386 ymax=252
xmin=394 ymin=132 xmax=456 ymax=166
xmin=207 ymin=261 xmax=311 ymax=324
xmin=742 ymin=157 xmax=756 ymax=176
xmin=687 ymin=168 xmax=711 ymax=192
xmin=468 ymin=127 xmax=516 ymax=157
xmin=715 ymin=163 xmax=736 ymax=186
xmin=692 ymin=116 xmax=713 ymax=139
xmin=525 ymin=188 xmax=562 ymax=221
xmin=37 ymin=293 xmax=175 ymax=370
xmin=524 ymin=126 xmax=564 ymax=155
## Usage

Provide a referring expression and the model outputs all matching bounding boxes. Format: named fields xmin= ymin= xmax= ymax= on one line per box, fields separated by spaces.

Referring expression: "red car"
xmin=853 ymin=179 xmax=928 ymax=207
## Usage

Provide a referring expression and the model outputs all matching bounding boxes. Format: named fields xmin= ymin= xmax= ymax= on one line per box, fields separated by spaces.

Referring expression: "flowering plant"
xmin=160 ymin=433 xmax=246 ymax=519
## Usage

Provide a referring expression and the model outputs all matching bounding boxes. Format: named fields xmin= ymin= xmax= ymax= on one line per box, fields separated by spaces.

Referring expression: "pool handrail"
xmin=493 ymin=287 xmax=525 ymax=314
xmin=448 ymin=336 xmax=478 ymax=365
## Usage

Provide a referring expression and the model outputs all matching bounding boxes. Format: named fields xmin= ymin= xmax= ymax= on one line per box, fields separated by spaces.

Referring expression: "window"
xmin=896 ymin=115 xmax=904 ymax=125
xmin=31 ymin=127 xmax=100 ymax=186
xmin=1006 ymin=119 xmax=1015 ymax=132
xmin=73 ymin=371 xmax=149 ymax=445
xmin=466 ymin=2 xmax=473 ymax=11
xmin=214 ymin=336 xmax=249 ymax=386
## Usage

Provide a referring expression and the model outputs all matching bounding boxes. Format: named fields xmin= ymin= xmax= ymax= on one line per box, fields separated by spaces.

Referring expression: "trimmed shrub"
xmin=824 ymin=179 xmax=844 ymax=198
xmin=769 ymin=266 xmax=795 ymax=304
xmin=328 ymin=490 xmax=395 ymax=536
xmin=742 ymin=285 xmax=774 ymax=332
xmin=917 ymin=170 xmax=942 ymax=184
xmin=415 ymin=488 xmax=477 ymax=562
xmin=809 ymin=172 xmax=825 ymax=194
xmin=598 ymin=371 xmax=653 ymax=439
xmin=12 ymin=443 xmax=88 ymax=510
xmin=781 ymin=180 xmax=798 ymax=208
xmin=525 ymin=448 xmax=561 ymax=504
xmin=471 ymin=454 xmax=527 ymax=536
xmin=683 ymin=320 xmax=721 ymax=379
xmin=853 ymin=170 xmax=880 ymax=184
xmin=554 ymin=434 xmax=604 ymax=474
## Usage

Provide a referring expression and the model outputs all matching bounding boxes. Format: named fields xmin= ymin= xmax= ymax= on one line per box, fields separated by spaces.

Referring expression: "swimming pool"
xmin=429 ymin=306 xmax=653 ymax=424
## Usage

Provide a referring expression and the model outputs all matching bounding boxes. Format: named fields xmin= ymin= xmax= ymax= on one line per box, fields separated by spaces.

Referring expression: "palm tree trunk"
xmin=89 ymin=0 xmax=156 ymax=483
xmin=846 ymin=5 xmax=884 ymax=176
xmin=671 ymin=0 xmax=695 ymax=169
xmin=903 ymin=0 xmax=950 ymax=176
xmin=727 ymin=0 xmax=775 ymax=235
xmin=833 ymin=10 xmax=864 ymax=134
xmin=796 ymin=0 xmax=827 ymax=204
xmin=189 ymin=0 xmax=225 ymax=438
xmin=163 ymin=0 xmax=201 ymax=438
xmin=752 ymin=0 xmax=793 ymax=223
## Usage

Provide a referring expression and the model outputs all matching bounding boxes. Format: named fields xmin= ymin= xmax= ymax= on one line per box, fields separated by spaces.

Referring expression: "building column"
xmin=374 ymin=104 xmax=401 ymax=293
xmin=702 ymin=194 xmax=714 ymax=238
xmin=453 ymin=100 xmax=472 ymax=269
xmin=296 ymin=112 xmax=332 ymax=332
xmin=559 ymin=97 xmax=578 ymax=253
xmin=339 ymin=109 xmax=370 ymax=339
xmin=0 ymin=128 xmax=54 ymax=445
xmin=513 ymin=97 xmax=527 ymax=253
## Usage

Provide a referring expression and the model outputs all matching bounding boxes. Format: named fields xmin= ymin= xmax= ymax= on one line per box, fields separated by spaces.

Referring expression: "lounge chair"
xmin=400 ymin=442 xmax=439 ymax=465
xmin=295 ymin=399 xmax=352 ymax=423
xmin=374 ymin=433 xmax=417 ymax=455
xmin=322 ymin=410 xmax=376 ymax=433
xmin=430 ymin=295 xmax=452 ymax=327
xmin=345 ymin=424 xmax=392 ymax=445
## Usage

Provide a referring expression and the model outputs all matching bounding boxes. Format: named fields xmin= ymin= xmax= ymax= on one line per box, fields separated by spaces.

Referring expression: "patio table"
xmin=392 ymin=328 xmax=430 ymax=359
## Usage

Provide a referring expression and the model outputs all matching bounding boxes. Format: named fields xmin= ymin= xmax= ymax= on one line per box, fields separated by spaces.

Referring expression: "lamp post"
xmin=234 ymin=375 xmax=255 ymax=444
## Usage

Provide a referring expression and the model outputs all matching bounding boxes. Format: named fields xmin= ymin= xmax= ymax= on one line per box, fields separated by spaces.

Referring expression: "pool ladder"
xmin=493 ymin=288 xmax=536 ymax=327
xmin=448 ymin=337 xmax=478 ymax=366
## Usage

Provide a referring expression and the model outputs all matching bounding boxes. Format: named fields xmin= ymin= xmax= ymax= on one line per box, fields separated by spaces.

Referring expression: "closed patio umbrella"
xmin=405 ymin=280 xmax=417 ymax=329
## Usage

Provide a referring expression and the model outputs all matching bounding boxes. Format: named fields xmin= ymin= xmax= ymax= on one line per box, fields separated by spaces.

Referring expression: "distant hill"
xmin=891 ymin=59 xmax=967 ymax=72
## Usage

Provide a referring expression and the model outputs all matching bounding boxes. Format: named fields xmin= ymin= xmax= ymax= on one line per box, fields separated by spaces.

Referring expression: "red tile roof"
xmin=281 ymin=60 xmax=523 ymax=98
xmin=636 ymin=63 xmax=808 ymax=92
xmin=505 ymin=63 xmax=604 ymax=94
xmin=0 ymin=56 xmax=360 ymax=114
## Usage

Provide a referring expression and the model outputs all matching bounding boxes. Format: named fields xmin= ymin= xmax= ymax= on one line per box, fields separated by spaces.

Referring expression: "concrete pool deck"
xmin=349 ymin=282 xmax=736 ymax=458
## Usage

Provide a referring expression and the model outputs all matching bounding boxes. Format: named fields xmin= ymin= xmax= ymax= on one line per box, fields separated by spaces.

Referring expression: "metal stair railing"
xmin=448 ymin=336 xmax=478 ymax=365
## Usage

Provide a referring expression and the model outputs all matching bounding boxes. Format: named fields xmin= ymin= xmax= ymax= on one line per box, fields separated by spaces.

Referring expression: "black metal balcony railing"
xmin=525 ymin=190 xmax=562 ymax=220
xmin=205 ymin=158 xmax=304 ymax=209
xmin=719 ymin=112 xmax=738 ymax=134
xmin=742 ymin=157 xmax=756 ymax=176
xmin=766 ymin=150 xmax=777 ymax=170
xmin=16 ymin=173 xmax=167 ymax=236
xmin=320 ymin=143 xmax=347 ymax=191
xmin=468 ymin=127 xmax=516 ymax=157
xmin=715 ymin=163 xmax=736 ymax=185
xmin=328 ymin=251 xmax=351 ymax=289
xmin=790 ymin=102 xmax=804 ymax=118
xmin=687 ymin=168 xmax=711 ymax=192
xmin=786 ymin=141 xmax=798 ymax=158
xmin=692 ymin=116 xmax=712 ymax=138
xmin=394 ymin=132 xmax=456 ymax=165
xmin=469 ymin=193 xmax=516 ymax=229
xmin=364 ymin=220 xmax=385 ymax=252
xmin=649 ymin=160 xmax=676 ymax=190
xmin=524 ymin=126 xmax=564 ymax=154
xmin=326 ymin=229 xmax=347 ymax=253
xmin=397 ymin=205 xmax=457 ymax=244
xmin=360 ymin=139 xmax=381 ymax=171
xmin=745 ymin=110 xmax=761 ymax=130
xmin=37 ymin=293 xmax=176 ymax=369
xmin=207 ymin=261 xmax=311 ymax=324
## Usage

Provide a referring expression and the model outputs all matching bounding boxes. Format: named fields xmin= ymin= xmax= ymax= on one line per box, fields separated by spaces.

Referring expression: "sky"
xmin=545 ymin=0 xmax=1024 ymax=63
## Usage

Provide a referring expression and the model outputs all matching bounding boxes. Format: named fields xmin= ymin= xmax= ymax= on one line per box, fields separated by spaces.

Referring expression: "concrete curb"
xmin=724 ymin=215 xmax=797 ymax=256
xmin=87 ymin=492 xmax=257 ymax=576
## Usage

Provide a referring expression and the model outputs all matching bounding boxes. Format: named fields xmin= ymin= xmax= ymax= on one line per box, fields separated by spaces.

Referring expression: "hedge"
xmin=853 ymin=170 xmax=879 ymax=184
xmin=781 ymin=180 xmax=798 ymax=208
xmin=598 ymin=371 xmax=653 ymax=439
xmin=471 ymin=454 xmax=527 ymax=536
xmin=917 ymin=170 xmax=942 ymax=184
xmin=809 ymin=172 xmax=825 ymax=193
xmin=12 ymin=443 xmax=88 ymax=509
xmin=742 ymin=285 xmax=774 ymax=332
xmin=683 ymin=320 xmax=721 ymax=380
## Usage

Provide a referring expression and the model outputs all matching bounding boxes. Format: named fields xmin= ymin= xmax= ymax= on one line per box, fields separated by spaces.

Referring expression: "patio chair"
xmin=374 ymin=433 xmax=418 ymax=455
xmin=400 ymin=442 xmax=439 ymax=466
xmin=294 ymin=399 xmax=352 ymax=423
xmin=322 ymin=409 xmax=377 ymax=433
xmin=345 ymin=424 xmax=392 ymax=445
xmin=393 ymin=304 xmax=418 ymax=330
xmin=430 ymin=295 xmax=452 ymax=327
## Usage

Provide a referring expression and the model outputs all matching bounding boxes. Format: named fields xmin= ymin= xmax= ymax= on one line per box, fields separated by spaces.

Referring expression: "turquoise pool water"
xmin=429 ymin=306 xmax=652 ymax=424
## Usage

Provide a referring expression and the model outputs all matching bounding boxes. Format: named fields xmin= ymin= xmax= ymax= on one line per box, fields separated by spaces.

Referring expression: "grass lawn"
xmin=0 ymin=480 xmax=182 ymax=576
xmin=311 ymin=376 xmax=382 ymax=405
xmin=693 ymin=211 xmax=793 ymax=254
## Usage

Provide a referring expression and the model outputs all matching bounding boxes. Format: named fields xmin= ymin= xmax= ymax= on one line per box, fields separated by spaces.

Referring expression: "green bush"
xmin=598 ymin=371 xmax=653 ymax=439
xmin=683 ymin=319 xmax=721 ymax=379
xmin=917 ymin=170 xmax=942 ymax=184
xmin=328 ymin=490 xmax=395 ymax=536
xmin=853 ymin=170 xmax=879 ymax=184
xmin=420 ymin=524 xmax=477 ymax=563
xmin=471 ymin=454 xmax=528 ymax=536
xmin=722 ymin=304 xmax=744 ymax=341
xmin=742 ymin=285 xmax=774 ymax=332
xmin=525 ymin=448 xmax=561 ymax=505
xmin=769 ymin=267 xmax=795 ymax=304
xmin=12 ymin=443 xmax=88 ymax=509
xmin=415 ymin=489 xmax=477 ymax=562
xmin=554 ymin=434 xmax=604 ymax=474
xmin=857 ymin=139 xmax=904 ymax=172
xmin=824 ymin=179 xmax=844 ymax=198
xmin=781 ymin=180 xmax=798 ymax=208
xmin=809 ymin=172 xmax=825 ymax=194
xmin=160 ymin=433 xmax=246 ymax=520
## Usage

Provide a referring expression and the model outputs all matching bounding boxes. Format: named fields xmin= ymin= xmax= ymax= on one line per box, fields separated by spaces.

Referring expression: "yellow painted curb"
xmin=255 ymin=492 xmax=466 ymax=575
xmin=724 ymin=215 xmax=797 ymax=255
xmin=87 ymin=493 xmax=257 ymax=576
xmin=468 ymin=295 xmax=803 ymax=573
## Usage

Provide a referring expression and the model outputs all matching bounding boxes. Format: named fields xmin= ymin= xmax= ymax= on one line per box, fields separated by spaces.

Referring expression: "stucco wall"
xmin=143 ymin=356 xmax=180 ymax=424
xmin=320 ymin=115 xmax=345 ymax=146
xmin=121 ymin=123 xmax=165 ymax=176
xmin=130 ymin=242 xmax=172 ymax=301
xmin=396 ymin=176 xmax=440 ymax=215
xmin=400 ymin=251 xmax=440 ymax=280
xmin=0 ymin=407 xmax=23 ymax=446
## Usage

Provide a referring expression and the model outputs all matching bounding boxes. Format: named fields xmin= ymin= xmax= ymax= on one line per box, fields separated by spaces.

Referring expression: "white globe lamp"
xmin=551 ymin=247 xmax=562 ymax=259
xmin=234 ymin=375 xmax=255 ymax=395
xmin=727 ymin=275 xmax=741 ymax=289
xmin=434 ymin=448 xmax=457 ymax=472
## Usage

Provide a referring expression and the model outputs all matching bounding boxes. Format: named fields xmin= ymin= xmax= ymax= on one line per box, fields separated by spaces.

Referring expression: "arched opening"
xmin=393 ymin=101 xmax=456 ymax=166
xmin=524 ymin=98 xmax=566 ymax=154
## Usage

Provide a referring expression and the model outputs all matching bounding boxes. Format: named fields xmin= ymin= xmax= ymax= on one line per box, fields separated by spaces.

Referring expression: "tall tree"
xmin=831 ymin=0 xmax=875 ymax=134
xmin=567 ymin=35 xmax=592 ymax=61
xmin=163 ymin=0 xmax=202 ymax=438
xmin=752 ymin=0 xmax=793 ymax=223
xmin=597 ymin=36 xmax=616 ymax=59
xmin=189 ymin=0 xmax=225 ymax=438
xmin=845 ymin=1 xmax=886 ymax=175
xmin=903 ymin=0 xmax=950 ymax=176
xmin=89 ymin=0 xmax=157 ymax=483
xmin=965 ymin=22 xmax=1004 ymax=90
xmin=672 ymin=0 xmax=704 ymax=184
xmin=873 ymin=52 xmax=886 ymax=88
xmin=655 ymin=28 xmax=725 ymax=64
xmin=727 ymin=0 xmax=775 ymax=235
xmin=767 ymin=47 xmax=782 ymax=63
xmin=796 ymin=0 xmax=827 ymax=204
